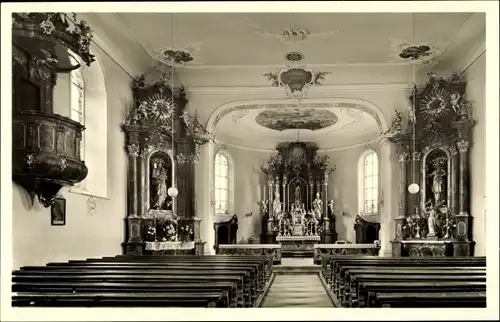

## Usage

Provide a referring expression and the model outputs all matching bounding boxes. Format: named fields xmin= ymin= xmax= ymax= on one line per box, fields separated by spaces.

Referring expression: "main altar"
xmin=260 ymin=141 xmax=337 ymax=257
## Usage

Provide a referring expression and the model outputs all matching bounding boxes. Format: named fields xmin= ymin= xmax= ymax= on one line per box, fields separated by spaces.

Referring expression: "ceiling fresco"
xmin=255 ymin=108 xmax=338 ymax=131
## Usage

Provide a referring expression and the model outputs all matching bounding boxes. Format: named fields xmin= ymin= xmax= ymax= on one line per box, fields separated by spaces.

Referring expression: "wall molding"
xmin=187 ymin=83 xmax=413 ymax=96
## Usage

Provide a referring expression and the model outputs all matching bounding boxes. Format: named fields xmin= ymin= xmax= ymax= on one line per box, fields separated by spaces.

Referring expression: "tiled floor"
xmin=260 ymin=274 xmax=334 ymax=307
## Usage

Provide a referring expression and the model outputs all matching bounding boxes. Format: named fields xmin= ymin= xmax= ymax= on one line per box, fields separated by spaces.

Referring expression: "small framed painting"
xmin=51 ymin=197 xmax=66 ymax=226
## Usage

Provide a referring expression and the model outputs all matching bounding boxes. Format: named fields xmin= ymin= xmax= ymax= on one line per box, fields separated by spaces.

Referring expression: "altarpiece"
xmin=121 ymin=77 xmax=211 ymax=255
xmin=388 ymin=72 xmax=476 ymax=257
xmin=260 ymin=142 xmax=338 ymax=257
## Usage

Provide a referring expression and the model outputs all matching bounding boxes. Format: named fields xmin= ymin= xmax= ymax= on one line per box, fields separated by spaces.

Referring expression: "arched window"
xmin=214 ymin=152 xmax=229 ymax=215
xmin=358 ymin=150 xmax=379 ymax=214
xmin=70 ymin=69 xmax=85 ymax=187
xmin=70 ymin=69 xmax=85 ymax=155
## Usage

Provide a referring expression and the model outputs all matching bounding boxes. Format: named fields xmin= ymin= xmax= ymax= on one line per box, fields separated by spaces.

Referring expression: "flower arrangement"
xmin=178 ymin=224 xmax=194 ymax=242
xmin=155 ymin=218 xmax=177 ymax=242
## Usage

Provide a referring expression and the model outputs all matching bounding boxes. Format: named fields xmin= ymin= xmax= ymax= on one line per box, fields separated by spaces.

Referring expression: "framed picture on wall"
xmin=51 ymin=197 xmax=66 ymax=226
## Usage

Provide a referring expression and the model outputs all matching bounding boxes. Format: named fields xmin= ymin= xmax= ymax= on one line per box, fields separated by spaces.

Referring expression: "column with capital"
xmin=450 ymin=147 xmax=459 ymax=214
xmin=453 ymin=140 xmax=473 ymax=256
xmin=124 ymin=142 xmax=142 ymax=255
xmin=411 ymin=152 xmax=421 ymax=215
xmin=197 ymin=140 xmax=215 ymax=254
xmin=397 ymin=152 xmax=410 ymax=218
xmin=378 ymin=138 xmax=398 ymax=256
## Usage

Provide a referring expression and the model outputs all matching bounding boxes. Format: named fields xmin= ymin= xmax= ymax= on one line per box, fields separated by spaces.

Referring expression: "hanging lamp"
xmin=407 ymin=13 xmax=420 ymax=195
xmin=167 ymin=13 xmax=179 ymax=199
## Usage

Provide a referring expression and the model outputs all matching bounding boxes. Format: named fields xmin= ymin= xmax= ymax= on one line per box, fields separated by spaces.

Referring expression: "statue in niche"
xmin=312 ymin=191 xmax=323 ymax=218
xmin=154 ymin=167 xmax=168 ymax=209
xmin=272 ymin=190 xmax=282 ymax=216
xmin=150 ymin=155 xmax=172 ymax=210
xmin=294 ymin=184 xmax=301 ymax=203
xmin=424 ymin=200 xmax=437 ymax=237
xmin=428 ymin=164 xmax=447 ymax=204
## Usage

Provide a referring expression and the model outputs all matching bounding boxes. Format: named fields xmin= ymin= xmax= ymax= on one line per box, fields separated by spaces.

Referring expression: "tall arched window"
xmin=214 ymin=152 xmax=230 ymax=215
xmin=70 ymin=69 xmax=85 ymax=187
xmin=358 ymin=150 xmax=379 ymax=214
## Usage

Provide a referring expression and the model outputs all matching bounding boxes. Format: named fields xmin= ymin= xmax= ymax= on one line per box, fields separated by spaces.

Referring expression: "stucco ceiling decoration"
xmin=151 ymin=42 xmax=203 ymax=68
xmin=114 ymin=12 xmax=474 ymax=67
xmin=213 ymin=102 xmax=382 ymax=150
xmin=245 ymin=17 xmax=339 ymax=43
xmin=263 ymin=62 xmax=330 ymax=101
xmin=387 ymin=38 xmax=446 ymax=66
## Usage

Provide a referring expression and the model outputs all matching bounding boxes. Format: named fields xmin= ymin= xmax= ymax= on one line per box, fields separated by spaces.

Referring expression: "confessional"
xmin=354 ymin=215 xmax=381 ymax=244
xmin=214 ymin=215 xmax=239 ymax=246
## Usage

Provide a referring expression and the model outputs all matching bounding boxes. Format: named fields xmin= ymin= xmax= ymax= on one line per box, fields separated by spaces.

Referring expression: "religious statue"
xmin=294 ymin=184 xmax=301 ymax=203
xmin=428 ymin=166 xmax=447 ymax=203
xmin=328 ymin=200 xmax=335 ymax=217
xmin=261 ymin=200 xmax=269 ymax=215
xmin=312 ymin=191 xmax=323 ymax=218
xmin=272 ymin=190 xmax=282 ymax=216
xmin=153 ymin=164 xmax=168 ymax=209
xmin=424 ymin=200 xmax=437 ymax=237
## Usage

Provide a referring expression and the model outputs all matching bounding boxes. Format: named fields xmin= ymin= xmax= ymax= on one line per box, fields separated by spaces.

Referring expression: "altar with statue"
xmin=260 ymin=142 xmax=338 ymax=257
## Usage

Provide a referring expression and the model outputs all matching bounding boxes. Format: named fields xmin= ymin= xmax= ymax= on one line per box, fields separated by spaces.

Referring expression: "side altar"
xmin=260 ymin=142 xmax=337 ymax=257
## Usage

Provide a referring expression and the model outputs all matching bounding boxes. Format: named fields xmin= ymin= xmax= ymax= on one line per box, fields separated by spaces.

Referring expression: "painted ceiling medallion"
xmin=255 ymin=108 xmax=338 ymax=131
xmin=152 ymin=42 xmax=202 ymax=67
xmin=263 ymin=64 xmax=330 ymax=101
xmin=388 ymin=38 xmax=444 ymax=64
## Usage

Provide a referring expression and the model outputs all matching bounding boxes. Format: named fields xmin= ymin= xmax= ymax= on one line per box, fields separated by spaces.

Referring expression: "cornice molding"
xmin=215 ymin=138 xmax=380 ymax=153
xmin=458 ymin=40 xmax=486 ymax=76
xmin=186 ymin=83 xmax=413 ymax=96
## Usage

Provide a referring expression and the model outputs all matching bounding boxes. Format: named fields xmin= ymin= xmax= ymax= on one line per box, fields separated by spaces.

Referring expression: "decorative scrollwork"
xmin=59 ymin=157 xmax=67 ymax=171
xmin=25 ymin=153 xmax=35 ymax=169
xmin=127 ymin=143 xmax=140 ymax=157
xmin=456 ymin=140 xmax=470 ymax=153
xmin=397 ymin=152 xmax=409 ymax=162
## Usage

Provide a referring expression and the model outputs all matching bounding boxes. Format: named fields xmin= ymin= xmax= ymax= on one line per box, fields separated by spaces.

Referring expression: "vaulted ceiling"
xmin=112 ymin=12 xmax=476 ymax=67
xmin=81 ymin=12 xmax=485 ymax=151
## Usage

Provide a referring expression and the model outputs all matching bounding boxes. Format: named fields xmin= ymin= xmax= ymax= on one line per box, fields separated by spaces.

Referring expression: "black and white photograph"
xmin=50 ymin=197 xmax=66 ymax=226
xmin=1 ymin=1 xmax=498 ymax=321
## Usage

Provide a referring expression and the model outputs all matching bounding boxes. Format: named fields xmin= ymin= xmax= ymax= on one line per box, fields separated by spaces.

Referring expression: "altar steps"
xmin=274 ymin=258 xmax=320 ymax=275
xmin=260 ymin=274 xmax=334 ymax=307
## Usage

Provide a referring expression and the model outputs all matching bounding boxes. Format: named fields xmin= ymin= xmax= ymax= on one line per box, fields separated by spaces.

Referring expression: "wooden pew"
xmin=374 ymin=291 xmax=487 ymax=308
xmin=359 ymin=281 xmax=487 ymax=308
xmin=14 ymin=268 xmax=249 ymax=307
xmin=328 ymin=256 xmax=486 ymax=292
xmin=17 ymin=265 xmax=256 ymax=306
xmin=13 ymin=292 xmax=228 ymax=307
xmin=343 ymin=269 xmax=486 ymax=307
xmin=12 ymin=255 xmax=272 ymax=308
xmin=324 ymin=256 xmax=486 ymax=308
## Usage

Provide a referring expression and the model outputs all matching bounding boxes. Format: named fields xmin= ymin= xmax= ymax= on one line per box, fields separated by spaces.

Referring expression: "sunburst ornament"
xmin=420 ymin=87 xmax=451 ymax=122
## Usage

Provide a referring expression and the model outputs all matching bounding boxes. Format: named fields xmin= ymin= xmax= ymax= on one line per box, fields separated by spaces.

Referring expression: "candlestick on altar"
xmin=153 ymin=216 xmax=157 ymax=242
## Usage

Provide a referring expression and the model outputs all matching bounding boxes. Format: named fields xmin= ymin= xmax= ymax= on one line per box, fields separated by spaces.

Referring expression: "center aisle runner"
xmin=260 ymin=274 xmax=334 ymax=307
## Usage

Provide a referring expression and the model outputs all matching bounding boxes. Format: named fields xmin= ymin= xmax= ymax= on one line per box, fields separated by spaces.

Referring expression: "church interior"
xmin=4 ymin=5 xmax=499 ymax=316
